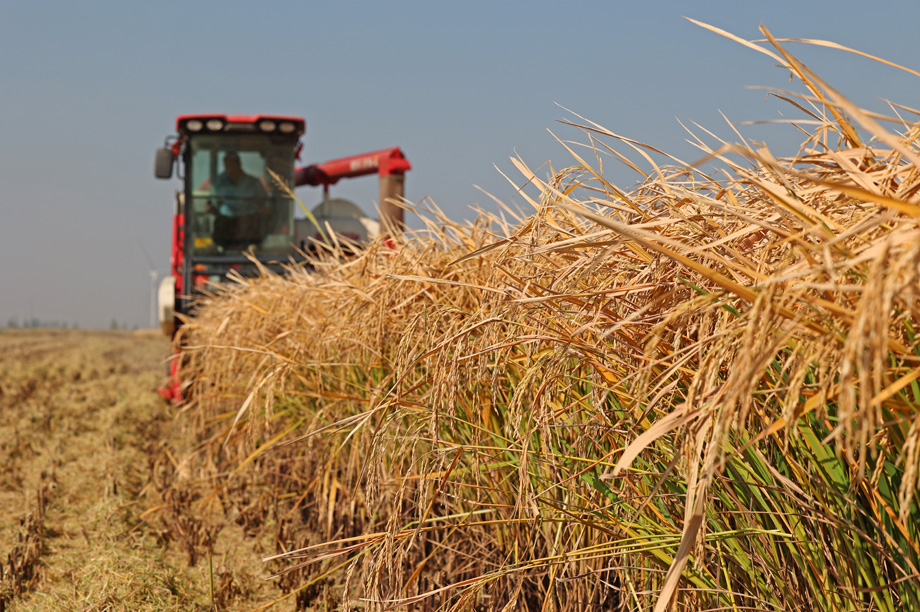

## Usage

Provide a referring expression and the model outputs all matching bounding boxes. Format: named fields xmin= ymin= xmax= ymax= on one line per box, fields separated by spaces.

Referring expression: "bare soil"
xmin=0 ymin=329 xmax=288 ymax=611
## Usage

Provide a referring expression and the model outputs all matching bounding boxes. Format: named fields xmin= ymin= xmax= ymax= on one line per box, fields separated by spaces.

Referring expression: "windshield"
xmin=186 ymin=133 xmax=297 ymax=258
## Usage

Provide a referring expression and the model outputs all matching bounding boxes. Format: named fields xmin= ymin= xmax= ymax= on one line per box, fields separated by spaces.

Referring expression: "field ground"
xmin=0 ymin=329 xmax=287 ymax=611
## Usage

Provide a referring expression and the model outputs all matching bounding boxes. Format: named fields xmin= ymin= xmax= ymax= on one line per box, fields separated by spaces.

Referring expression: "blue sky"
xmin=2 ymin=1 xmax=919 ymax=329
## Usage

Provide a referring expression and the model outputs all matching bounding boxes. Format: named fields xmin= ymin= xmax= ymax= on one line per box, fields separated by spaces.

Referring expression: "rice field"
xmin=169 ymin=27 xmax=920 ymax=612
xmin=8 ymin=23 xmax=919 ymax=612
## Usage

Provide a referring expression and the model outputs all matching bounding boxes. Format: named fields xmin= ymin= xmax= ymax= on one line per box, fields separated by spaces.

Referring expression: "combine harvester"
xmin=153 ymin=113 xmax=411 ymax=399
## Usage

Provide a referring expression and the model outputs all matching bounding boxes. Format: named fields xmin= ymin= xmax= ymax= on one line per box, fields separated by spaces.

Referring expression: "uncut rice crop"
xmin=174 ymin=25 xmax=920 ymax=612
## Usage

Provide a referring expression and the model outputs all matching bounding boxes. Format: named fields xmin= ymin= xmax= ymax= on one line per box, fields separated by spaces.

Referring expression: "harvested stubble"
xmin=174 ymin=26 xmax=920 ymax=612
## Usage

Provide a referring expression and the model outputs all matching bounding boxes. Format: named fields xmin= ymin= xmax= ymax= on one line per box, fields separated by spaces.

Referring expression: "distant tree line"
xmin=5 ymin=317 xmax=80 ymax=329
xmin=109 ymin=318 xmax=138 ymax=331
xmin=4 ymin=317 xmax=140 ymax=330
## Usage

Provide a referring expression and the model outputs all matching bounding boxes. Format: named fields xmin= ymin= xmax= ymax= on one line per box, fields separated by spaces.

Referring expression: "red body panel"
xmin=171 ymin=212 xmax=184 ymax=299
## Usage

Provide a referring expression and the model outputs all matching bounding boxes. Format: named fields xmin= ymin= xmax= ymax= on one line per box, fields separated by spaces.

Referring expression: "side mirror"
xmin=154 ymin=147 xmax=174 ymax=179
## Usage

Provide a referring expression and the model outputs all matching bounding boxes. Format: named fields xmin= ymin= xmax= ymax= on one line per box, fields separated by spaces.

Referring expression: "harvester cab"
xmin=154 ymin=113 xmax=411 ymax=338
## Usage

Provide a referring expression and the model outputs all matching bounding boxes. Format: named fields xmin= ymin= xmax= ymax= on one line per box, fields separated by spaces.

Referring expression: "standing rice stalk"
xmin=172 ymin=24 xmax=920 ymax=612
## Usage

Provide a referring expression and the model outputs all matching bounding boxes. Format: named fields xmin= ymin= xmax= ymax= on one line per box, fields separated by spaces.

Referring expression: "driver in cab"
xmin=206 ymin=151 xmax=270 ymax=249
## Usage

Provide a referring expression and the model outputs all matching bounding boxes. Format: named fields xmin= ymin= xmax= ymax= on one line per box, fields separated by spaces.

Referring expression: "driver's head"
xmin=223 ymin=151 xmax=243 ymax=180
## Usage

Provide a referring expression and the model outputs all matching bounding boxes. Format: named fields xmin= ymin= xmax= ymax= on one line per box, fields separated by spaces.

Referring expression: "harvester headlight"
xmin=206 ymin=119 xmax=225 ymax=131
xmin=279 ymin=121 xmax=296 ymax=134
xmin=258 ymin=120 xmax=277 ymax=132
xmin=186 ymin=119 xmax=203 ymax=132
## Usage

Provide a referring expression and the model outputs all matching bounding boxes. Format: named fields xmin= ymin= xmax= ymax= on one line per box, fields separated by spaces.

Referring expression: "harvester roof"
xmin=175 ymin=114 xmax=305 ymax=136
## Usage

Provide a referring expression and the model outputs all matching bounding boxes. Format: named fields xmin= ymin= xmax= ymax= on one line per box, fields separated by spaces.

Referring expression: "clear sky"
xmin=2 ymin=0 xmax=919 ymax=329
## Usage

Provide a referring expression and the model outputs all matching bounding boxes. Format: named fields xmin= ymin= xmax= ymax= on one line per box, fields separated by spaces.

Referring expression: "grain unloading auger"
xmin=153 ymin=114 xmax=411 ymax=401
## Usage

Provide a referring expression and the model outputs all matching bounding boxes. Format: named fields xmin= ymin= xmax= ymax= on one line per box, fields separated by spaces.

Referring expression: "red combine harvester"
xmin=154 ymin=113 xmax=410 ymax=336
xmin=154 ymin=114 xmax=410 ymax=400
